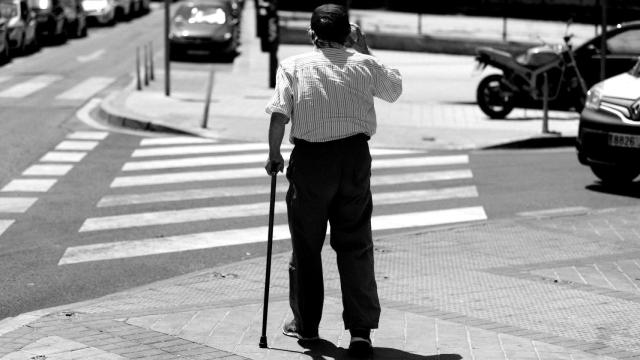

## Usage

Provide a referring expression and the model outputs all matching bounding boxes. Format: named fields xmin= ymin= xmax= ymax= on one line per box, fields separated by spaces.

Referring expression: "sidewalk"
xmin=97 ymin=1 xmax=590 ymax=151
xmin=4 ymin=206 xmax=640 ymax=359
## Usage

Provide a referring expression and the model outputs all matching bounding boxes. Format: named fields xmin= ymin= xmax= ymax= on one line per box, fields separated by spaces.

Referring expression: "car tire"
xmin=590 ymin=164 xmax=640 ymax=185
xmin=476 ymin=74 xmax=515 ymax=119
xmin=0 ymin=36 xmax=9 ymax=65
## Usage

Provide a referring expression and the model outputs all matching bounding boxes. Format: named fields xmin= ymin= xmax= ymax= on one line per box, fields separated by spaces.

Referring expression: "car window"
xmin=607 ymin=29 xmax=640 ymax=54
xmin=175 ymin=5 xmax=227 ymax=24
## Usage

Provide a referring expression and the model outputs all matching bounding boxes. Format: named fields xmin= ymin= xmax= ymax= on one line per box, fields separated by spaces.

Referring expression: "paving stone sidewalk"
xmin=3 ymin=206 xmax=640 ymax=359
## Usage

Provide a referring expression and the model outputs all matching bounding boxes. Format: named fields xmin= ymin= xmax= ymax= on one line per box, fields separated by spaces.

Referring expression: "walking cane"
xmin=259 ymin=167 xmax=278 ymax=348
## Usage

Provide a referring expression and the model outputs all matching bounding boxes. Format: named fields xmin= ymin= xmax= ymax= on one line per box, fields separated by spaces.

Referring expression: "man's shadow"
xmin=290 ymin=339 xmax=462 ymax=360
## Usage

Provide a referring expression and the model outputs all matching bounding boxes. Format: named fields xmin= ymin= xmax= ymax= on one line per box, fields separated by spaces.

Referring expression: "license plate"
xmin=608 ymin=133 xmax=640 ymax=148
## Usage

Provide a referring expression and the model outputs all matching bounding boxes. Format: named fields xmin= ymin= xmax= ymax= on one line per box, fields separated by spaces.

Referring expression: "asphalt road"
xmin=1 ymin=4 xmax=639 ymax=320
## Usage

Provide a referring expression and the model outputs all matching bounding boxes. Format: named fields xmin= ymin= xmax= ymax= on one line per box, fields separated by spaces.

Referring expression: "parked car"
xmin=82 ymin=0 xmax=116 ymax=25
xmin=475 ymin=20 xmax=640 ymax=118
xmin=0 ymin=0 xmax=39 ymax=54
xmin=169 ymin=0 xmax=240 ymax=60
xmin=112 ymin=0 xmax=132 ymax=20
xmin=0 ymin=16 xmax=10 ymax=63
xmin=28 ymin=0 xmax=86 ymax=43
xmin=577 ymin=58 xmax=640 ymax=184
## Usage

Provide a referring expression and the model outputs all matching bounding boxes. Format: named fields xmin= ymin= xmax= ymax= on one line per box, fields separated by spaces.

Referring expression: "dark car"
xmin=1 ymin=0 xmax=39 ymax=54
xmin=28 ymin=0 xmax=86 ymax=44
xmin=573 ymin=21 xmax=640 ymax=88
xmin=577 ymin=58 xmax=640 ymax=184
xmin=169 ymin=0 xmax=240 ymax=60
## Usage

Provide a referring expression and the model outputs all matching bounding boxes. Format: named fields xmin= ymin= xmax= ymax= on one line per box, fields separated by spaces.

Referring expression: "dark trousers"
xmin=285 ymin=134 xmax=380 ymax=334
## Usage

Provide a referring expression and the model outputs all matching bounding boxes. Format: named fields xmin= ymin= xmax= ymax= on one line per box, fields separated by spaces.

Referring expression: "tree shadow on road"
xmin=287 ymin=339 xmax=462 ymax=360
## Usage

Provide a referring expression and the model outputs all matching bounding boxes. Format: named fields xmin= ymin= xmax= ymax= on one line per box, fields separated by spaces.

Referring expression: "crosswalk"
xmin=57 ymin=136 xmax=488 ymax=265
xmin=0 ymin=74 xmax=116 ymax=101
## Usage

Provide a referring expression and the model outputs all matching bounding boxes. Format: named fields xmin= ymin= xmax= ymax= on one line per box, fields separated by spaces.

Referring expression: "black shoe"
xmin=348 ymin=330 xmax=373 ymax=358
xmin=282 ymin=320 xmax=319 ymax=341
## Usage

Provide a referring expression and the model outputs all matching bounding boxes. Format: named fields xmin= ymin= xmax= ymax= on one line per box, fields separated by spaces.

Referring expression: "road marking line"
xmin=55 ymin=140 xmax=99 ymax=151
xmin=140 ymin=137 xmax=219 ymax=146
xmin=98 ymin=171 xmax=474 ymax=207
xmin=22 ymin=164 xmax=73 ymax=176
xmin=55 ymin=77 xmax=115 ymax=100
xmin=40 ymin=151 xmax=87 ymax=163
xmin=131 ymin=143 xmax=415 ymax=158
xmin=60 ymin=206 xmax=487 ymax=264
xmin=0 ymin=75 xmax=62 ymax=98
xmin=112 ymin=157 xmax=468 ymax=187
xmin=81 ymin=187 xmax=479 ymax=232
xmin=517 ymin=207 xmax=590 ymax=218
xmin=111 ymin=168 xmax=264 ymax=187
xmin=1 ymin=179 xmax=57 ymax=192
xmin=122 ymin=148 xmax=425 ymax=171
xmin=132 ymin=143 xmax=274 ymax=157
xmin=0 ymin=220 xmax=14 ymax=236
xmin=0 ymin=198 xmax=37 ymax=213
xmin=122 ymin=152 xmax=293 ymax=171
xmin=67 ymin=131 xmax=109 ymax=140
xmin=372 ymin=169 xmax=472 ymax=185
xmin=76 ymin=49 xmax=106 ymax=62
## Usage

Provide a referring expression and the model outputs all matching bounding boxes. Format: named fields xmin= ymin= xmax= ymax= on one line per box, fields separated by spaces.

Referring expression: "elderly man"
xmin=264 ymin=3 xmax=402 ymax=357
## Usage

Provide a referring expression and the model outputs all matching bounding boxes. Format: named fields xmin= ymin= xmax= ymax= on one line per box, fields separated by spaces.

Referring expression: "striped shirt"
xmin=265 ymin=47 xmax=402 ymax=143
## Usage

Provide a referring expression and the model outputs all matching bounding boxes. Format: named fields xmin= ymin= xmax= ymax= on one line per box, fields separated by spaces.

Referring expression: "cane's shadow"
xmin=294 ymin=339 xmax=462 ymax=360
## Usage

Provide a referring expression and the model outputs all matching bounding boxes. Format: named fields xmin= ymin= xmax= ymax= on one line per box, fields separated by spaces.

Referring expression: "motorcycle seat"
xmin=477 ymin=46 xmax=532 ymax=74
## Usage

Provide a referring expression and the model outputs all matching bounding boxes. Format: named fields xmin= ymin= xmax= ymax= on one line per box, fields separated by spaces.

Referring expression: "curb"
xmin=280 ymin=27 xmax=537 ymax=56
xmin=98 ymin=86 xmax=223 ymax=140
xmin=483 ymin=134 xmax=577 ymax=149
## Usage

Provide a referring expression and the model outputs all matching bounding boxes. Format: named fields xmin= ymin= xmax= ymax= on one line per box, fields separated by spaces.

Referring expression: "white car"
xmin=82 ymin=0 xmax=116 ymax=25
xmin=577 ymin=58 xmax=640 ymax=184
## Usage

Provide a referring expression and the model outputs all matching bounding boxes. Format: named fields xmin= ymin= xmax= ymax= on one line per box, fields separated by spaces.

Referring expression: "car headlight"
xmin=223 ymin=32 xmax=231 ymax=40
xmin=37 ymin=0 xmax=50 ymax=9
xmin=585 ymin=85 xmax=603 ymax=110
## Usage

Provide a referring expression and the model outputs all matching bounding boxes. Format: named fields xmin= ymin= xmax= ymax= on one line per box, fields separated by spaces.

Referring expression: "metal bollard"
xmin=542 ymin=72 xmax=549 ymax=133
xmin=202 ymin=66 xmax=215 ymax=128
xmin=143 ymin=44 xmax=149 ymax=86
xmin=149 ymin=41 xmax=155 ymax=81
xmin=136 ymin=46 xmax=142 ymax=91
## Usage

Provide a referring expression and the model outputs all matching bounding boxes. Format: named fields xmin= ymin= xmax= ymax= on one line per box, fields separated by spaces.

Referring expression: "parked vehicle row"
xmin=0 ymin=0 xmax=149 ymax=64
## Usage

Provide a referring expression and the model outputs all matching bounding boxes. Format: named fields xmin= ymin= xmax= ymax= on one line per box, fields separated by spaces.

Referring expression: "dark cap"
xmin=310 ymin=4 xmax=351 ymax=43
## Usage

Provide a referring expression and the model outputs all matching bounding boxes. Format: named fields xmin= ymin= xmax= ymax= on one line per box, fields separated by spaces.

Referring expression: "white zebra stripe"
xmin=80 ymin=186 xmax=478 ymax=232
xmin=139 ymin=137 xmax=219 ymax=146
xmin=0 ymin=75 xmax=62 ymax=98
xmin=112 ymin=156 xmax=468 ymax=187
xmin=1 ymin=179 xmax=57 ymax=192
xmin=131 ymin=143 xmax=414 ymax=158
xmin=67 ymin=131 xmax=109 ymax=140
xmin=22 ymin=164 xmax=73 ymax=176
xmin=40 ymin=152 xmax=87 ymax=163
xmin=59 ymin=206 xmax=486 ymax=264
xmin=0 ymin=220 xmax=14 ymax=237
xmin=122 ymin=148 xmax=424 ymax=172
xmin=98 ymin=170 xmax=473 ymax=207
xmin=122 ymin=152 xmax=293 ymax=171
xmin=55 ymin=140 xmax=99 ymax=151
xmin=132 ymin=143 xmax=276 ymax=157
xmin=0 ymin=197 xmax=38 ymax=213
xmin=55 ymin=77 xmax=115 ymax=100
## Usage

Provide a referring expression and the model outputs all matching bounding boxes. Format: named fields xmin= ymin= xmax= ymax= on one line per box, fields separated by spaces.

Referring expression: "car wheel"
xmin=476 ymin=74 xmax=515 ymax=119
xmin=590 ymin=164 xmax=640 ymax=185
xmin=0 ymin=37 xmax=9 ymax=64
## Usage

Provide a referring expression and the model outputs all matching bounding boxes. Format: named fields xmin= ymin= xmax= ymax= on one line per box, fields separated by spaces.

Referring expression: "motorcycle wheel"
xmin=590 ymin=164 xmax=640 ymax=185
xmin=476 ymin=74 xmax=515 ymax=119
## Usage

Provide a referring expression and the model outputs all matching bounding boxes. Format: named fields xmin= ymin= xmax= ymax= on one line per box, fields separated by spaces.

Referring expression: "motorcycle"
xmin=474 ymin=24 xmax=588 ymax=119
